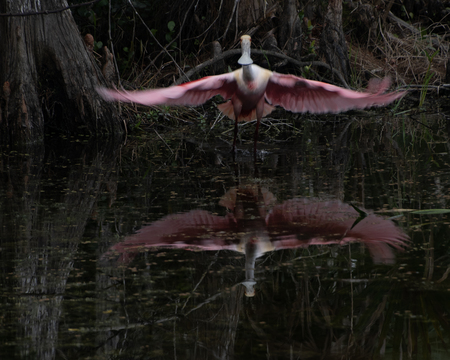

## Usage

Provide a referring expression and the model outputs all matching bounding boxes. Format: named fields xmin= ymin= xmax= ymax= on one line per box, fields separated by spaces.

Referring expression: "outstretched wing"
xmin=266 ymin=199 xmax=409 ymax=264
xmin=265 ymin=73 xmax=405 ymax=114
xmin=97 ymin=72 xmax=237 ymax=106
xmin=107 ymin=210 xmax=238 ymax=263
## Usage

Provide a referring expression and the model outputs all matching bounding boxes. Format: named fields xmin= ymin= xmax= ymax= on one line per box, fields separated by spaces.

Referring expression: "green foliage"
xmin=134 ymin=110 xmax=161 ymax=130
xmin=165 ymin=21 xmax=177 ymax=51
xmin=167 ymin=21 xmax=176 ymax=33
xmin=133 ymin=119 xmax=142 ymax=131
xmin=72 ymin=0 xmax=184 ymax=77
xmin=199 ymin=115 xmax=208 ymax=132
xmin=121 ymin=43 xmax=137 ymax=74
xmin=301 ymin=64 xmax=312 ymax=78
xmin=94 ymin=40 xmax=103 ymax=53
xmin=412 ymin=209 xmax=450 ymax=215
xmin=419 ymin=49 xmax=438 ymax=108
xmin=348 ymin=44 xmax=362 ymax=88
xmin=300 ymin=12 xmax=314 ymax=36
xmin=299 ymin=10 xmax=315 ymax=56
xmin=308 ymin=40 xmax=316 ymax=55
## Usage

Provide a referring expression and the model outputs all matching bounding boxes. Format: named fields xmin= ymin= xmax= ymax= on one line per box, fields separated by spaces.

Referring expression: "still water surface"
xmin=1 ymin=112 xmax=450 ymax=359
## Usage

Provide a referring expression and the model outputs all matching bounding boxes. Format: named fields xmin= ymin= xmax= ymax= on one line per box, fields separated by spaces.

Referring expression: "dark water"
xmin=1 ymin=112 xmax=450 ymax=359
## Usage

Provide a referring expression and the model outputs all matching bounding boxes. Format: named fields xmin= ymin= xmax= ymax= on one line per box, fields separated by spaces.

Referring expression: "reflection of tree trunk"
xmin=320 ymin=0 xmax=350 ymax=82
xmin=0 ymin=137 xmax=121 ymax=358
xmin=0 ymin=0 xmax=122 ymax=144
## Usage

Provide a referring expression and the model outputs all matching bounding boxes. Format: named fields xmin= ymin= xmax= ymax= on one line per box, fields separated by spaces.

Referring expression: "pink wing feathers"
xmin=265 ymin=73 xmax=405 ymax=114
xmin=105 ymin=196 xmax=409 ymax=265
xmin=266 ymin=199 xmax=409 ymax=264
xmin=97 ymin=72 xmax=237 ymax=107
xmin=107 ymin=210 xmax=238 ymax=263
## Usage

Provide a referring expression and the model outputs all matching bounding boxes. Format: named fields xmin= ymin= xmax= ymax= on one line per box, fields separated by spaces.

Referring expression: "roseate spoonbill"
xmin=97 ymin=35 xmax=405 ymax=149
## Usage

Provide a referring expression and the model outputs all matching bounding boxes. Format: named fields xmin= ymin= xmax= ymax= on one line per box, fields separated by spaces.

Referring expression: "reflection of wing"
xmin=219 ymin=185 xmax=276 ymax=214
xmin=109 ymin=210 xmax=238 ymax=263
xmin=266 ymin=199 xmax=409 ymax=264
xmin=106 ymin=196 xmax=408 ymax=265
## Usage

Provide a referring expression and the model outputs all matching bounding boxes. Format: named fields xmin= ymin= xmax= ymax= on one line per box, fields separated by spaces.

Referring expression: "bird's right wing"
xmin=97 ymin=72 xmax=237 ymax=106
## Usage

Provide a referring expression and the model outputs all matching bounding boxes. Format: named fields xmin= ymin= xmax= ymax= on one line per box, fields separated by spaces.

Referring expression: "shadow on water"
xmin=1 ymin=112 xmax=450 ymax=359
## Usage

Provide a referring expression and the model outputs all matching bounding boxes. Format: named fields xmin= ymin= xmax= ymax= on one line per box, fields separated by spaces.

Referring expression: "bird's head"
xmin=238 ymin=35 xmax=253 ymax=66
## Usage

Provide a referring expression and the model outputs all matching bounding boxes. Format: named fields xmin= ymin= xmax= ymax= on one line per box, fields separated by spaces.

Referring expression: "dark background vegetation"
xmin=1 ymin=0 xmax=449 ymax=143
xmin=72 ymin=0 xmax=450 ymax=87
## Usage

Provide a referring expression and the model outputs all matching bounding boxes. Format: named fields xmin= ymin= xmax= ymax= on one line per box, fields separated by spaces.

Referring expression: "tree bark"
xmin=278 ymin=0 xmax=302 ymax=59
xmin=0 ymin=0 xmax=123 ymax=144
xmin=320 ymin=0 xmax=350 ymax=82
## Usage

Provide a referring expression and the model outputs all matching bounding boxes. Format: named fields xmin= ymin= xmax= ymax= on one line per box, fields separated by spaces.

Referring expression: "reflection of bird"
xmin=106 ymin=186 xmax=409 ymax=295
xmin=98 ymin=35 xmax=405 ymax=150
xmin=265 ymin=199 xmax=409 ymax=264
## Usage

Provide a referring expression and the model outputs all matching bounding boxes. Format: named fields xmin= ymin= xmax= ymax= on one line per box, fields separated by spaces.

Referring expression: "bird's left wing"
xmin=97 ymin=72 xmax=237 ymax=106
xmin=265 ymin=73 xmax=405 ymax=114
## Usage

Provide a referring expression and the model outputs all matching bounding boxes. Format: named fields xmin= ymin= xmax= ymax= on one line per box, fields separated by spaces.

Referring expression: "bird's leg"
xmin=253 ymin=120 xmax=260 ymax=158
xmin=232 ymin=118 xmax=238 ymax=152
xmin=253 ymin=99 xmax=265 ymax=156
xmin=231 ymin=101 xmax=242 ymax=153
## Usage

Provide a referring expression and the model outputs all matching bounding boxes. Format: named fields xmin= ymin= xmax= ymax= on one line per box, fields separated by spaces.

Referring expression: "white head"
xmin=238 ymin=35 xmax=253 ymax=66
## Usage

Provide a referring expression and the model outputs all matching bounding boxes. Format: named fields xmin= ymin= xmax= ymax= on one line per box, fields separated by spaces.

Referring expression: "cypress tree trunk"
xmin=320 ymin=0 xmax=350 ymax=83
xmin=0 ymin=0 xmax=122 ymax=144
xmin=278 ymin=0 xmax=302 ymax=59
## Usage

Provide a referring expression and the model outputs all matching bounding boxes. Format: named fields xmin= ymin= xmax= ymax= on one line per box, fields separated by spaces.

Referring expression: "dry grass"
xmin=349 ymin=15 xmax=449 ymax=87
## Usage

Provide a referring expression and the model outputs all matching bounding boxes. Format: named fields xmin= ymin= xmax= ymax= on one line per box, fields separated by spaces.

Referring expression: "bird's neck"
xmin=242 ymin=64 xmax=255 ymax=83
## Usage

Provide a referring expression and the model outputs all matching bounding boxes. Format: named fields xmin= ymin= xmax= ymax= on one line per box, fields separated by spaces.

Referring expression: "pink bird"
xmin=98 ymin=35 xmax=405 ymax=149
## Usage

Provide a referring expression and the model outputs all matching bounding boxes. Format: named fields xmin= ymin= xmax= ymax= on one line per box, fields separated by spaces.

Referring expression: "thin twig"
xmin=177 ymin=1 xmax=196 ymax=64
xmin=222 ymin=0 xmax=239 ymax=40
xmin=192 ymin=0 xmax=224 ymax=40
xmin=181 ymin=252 xmax=219 ymax=311
xmin=154 ymin=129 xmax=173 ymax=154
xmin=108 ymin=0 xmax=121 ymax=88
